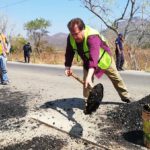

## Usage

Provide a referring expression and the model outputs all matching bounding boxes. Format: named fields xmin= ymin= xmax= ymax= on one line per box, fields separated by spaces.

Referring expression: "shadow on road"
xmin=101 ymin=101 xmax=123 ymax=105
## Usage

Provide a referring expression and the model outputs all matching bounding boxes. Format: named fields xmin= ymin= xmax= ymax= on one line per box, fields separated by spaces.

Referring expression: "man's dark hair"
xmin=67 ymin=18 xmax=85 ymax=31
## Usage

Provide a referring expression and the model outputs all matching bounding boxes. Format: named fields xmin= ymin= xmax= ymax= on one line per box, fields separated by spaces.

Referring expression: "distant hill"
xmin=45 ymin=32 xmax=68 ymax=51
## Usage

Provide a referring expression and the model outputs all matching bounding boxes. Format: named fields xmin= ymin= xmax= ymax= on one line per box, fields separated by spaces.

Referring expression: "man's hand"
xmin=85 ymin=68 xmax=94 ymax=88
xmin=85 ymin=76 xmax=93 ymax=89
xmin=65 ymin=67 xmax=72 ymax=76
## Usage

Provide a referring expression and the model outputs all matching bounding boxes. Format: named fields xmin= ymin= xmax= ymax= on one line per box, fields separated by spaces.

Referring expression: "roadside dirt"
xmin=0 ymin=64 xmax=150 ymax=150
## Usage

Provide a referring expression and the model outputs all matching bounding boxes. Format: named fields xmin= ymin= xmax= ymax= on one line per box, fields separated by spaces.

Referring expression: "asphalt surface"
xmin=0 ymin=61 xmax=150 ymax=150
xmin=7 ymin=61 xmax=150 ymax=87
xmin=7 ymin=61 xmax=150 ymax=101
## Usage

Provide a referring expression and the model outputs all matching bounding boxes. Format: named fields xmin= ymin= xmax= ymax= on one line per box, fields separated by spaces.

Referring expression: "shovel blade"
xmin=84 ymin=83 xmax=104 ymax=115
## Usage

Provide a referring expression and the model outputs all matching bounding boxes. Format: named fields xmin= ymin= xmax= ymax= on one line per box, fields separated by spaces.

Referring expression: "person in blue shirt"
xmin=115 ymin=33 xmax=125 ymax=71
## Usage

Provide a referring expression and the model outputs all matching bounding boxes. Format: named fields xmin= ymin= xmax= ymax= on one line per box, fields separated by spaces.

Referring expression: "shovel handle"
xmin=71 ymin=73 xmax=92 ymax=90
xmin=71 ymin=73 xmax=84 ymax=85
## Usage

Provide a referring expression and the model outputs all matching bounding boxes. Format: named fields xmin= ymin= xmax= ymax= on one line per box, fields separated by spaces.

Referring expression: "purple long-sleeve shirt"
xmin=65 ymin=34 xmax=112 ymax=78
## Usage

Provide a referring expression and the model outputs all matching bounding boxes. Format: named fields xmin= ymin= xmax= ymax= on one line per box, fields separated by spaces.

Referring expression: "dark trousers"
xmin=24 ymin=54 xmax=30 ymax=63
xmin=115 ymin=50 xmax=124 ymax=70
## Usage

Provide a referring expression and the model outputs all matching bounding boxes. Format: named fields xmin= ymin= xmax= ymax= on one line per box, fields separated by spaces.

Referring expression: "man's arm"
xmin=5 ymin=37 xmax=8 ymax=46
xmin=85 ymin=35 xmax=100 ymax=87
xmin=65 ymin=36 xmax=75 ymax=76
xmin=115 ymin=39 xmax=121 ymax=53
xmin=85 ymin=68 xmax=94 ymax=88
xmin=30 ymin=46 xmax=32 ymax=53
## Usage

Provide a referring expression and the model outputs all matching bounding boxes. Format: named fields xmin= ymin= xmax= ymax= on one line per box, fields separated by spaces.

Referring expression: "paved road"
xmin=7 ymin=61 xmax=150 ymax=102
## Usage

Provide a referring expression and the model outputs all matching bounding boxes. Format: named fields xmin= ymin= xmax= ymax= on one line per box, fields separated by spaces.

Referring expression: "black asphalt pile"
xmin=0 ymin=88 xmax=28 ymax=130
xmin=108 ymin=94 xmax=150 ymax=131
xmin=96 ymin=94 xmax=150 ymax=149
xmin=0 ymin=135 xmax=67 ymax=150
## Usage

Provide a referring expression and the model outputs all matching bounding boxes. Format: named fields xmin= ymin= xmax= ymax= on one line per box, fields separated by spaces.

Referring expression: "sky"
xmin=0 ymin=0 xmax=143 ymax=37
xmin=0 ymin=0 xmax=105 ymax=36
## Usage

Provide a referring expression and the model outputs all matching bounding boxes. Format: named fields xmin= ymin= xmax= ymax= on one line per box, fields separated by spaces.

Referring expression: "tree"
xmin=11 ymin=34 xmax=27 ymax=52
xmin=80 ymin=0 xmax=150 ymax=70
xmin=24 ymin=18 xmax=51 ymax=54
xmin=135 ymin=0 xmax=150 ymax=46
xmin=80 ymin=0 xmax=150 ymax=37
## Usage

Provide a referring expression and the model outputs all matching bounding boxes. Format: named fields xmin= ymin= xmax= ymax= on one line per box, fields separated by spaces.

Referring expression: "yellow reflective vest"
xmin=0 ymin=33 xmax=7 ymax=55
xmin=69 ymin=26 xmax=111 ymax=70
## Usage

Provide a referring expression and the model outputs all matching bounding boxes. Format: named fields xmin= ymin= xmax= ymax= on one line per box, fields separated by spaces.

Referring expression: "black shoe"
xmin=122 ymin=98 xmax=134 ymax=103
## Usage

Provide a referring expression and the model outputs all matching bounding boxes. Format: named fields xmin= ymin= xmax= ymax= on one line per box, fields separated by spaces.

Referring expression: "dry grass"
xmin=124 ymin=47 xmax=150 ymax=71
xmin=8 ymin=49 xmax=150 ymax=71
xmin=8 ymin=51 xmax=65 ymax=64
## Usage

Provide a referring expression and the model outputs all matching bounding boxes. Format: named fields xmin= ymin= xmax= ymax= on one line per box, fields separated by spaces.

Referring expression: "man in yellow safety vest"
xmin=64 ymin=18 xmax=133 ymax=104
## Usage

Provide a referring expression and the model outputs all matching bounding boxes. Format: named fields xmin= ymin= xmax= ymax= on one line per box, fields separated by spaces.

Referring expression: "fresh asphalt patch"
xmin=0 ymin=88 xmax=28 ymax=130
xmin=0 ymin=135 xmax=66 ymax=150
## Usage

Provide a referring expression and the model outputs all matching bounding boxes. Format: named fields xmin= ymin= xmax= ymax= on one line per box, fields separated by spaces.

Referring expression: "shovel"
xmin=71 ymin=73 xmax=104 ymax=115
